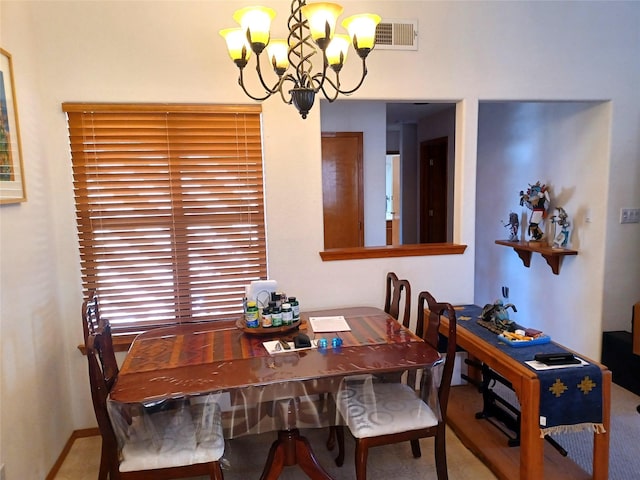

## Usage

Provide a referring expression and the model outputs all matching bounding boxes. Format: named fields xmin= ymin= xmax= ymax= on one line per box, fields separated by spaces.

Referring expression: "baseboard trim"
xmin=46 ymin=428 xmax=100 ymax=480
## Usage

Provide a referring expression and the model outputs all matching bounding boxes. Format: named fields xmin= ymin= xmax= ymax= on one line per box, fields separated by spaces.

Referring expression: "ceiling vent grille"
xmin=375 ymin=19 xmax=418 ymax=50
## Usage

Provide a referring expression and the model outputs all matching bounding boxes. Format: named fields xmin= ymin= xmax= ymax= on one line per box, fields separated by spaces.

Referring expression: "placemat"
xmin=455 ymin=305 xmax=604 ymax=436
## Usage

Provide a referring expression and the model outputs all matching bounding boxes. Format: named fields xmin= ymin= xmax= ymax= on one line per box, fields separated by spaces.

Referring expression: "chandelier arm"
xmin=288 ymin=0 xmax=318 ymax=90
xmin=277 ymin=75 xmax=298 ymax=105
xmin=313 ymin=72 xmax=340 ymax=102
xmin=254 ymin=54 xmax=285 ymax=96
xmin=332 ymin=57 xmax=369 ymax=96
xmin=237 ymin=68 xmax=274 ymax=101
xmin=312 ymin=50 xmax=331 ymax=93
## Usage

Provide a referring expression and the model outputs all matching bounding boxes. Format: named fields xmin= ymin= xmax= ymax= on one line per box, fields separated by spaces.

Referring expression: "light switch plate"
xmin=620 ymin=208 xmax=640 ymax=224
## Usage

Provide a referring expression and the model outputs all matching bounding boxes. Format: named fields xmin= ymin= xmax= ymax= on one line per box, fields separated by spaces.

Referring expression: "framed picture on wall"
xmin=0 ymin=48 xmax=26 ymax=204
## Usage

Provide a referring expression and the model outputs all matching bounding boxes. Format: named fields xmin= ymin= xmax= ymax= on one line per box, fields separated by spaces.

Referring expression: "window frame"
xmin=64 ymin=103 xmax=266 ymax=337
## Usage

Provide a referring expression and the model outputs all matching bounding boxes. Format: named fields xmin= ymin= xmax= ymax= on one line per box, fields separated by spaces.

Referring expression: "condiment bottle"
xmin=245 ymin=301 xmax=259 ymax=328
xmin=281 ymin=303 xmax=293 ymax=326
xmin=288 ymin=297 xmax=300 ymax=320
xmin=261 ymin=307 xmax=272 ymax=328
xmin=271 ymin=307 xmax=283 ymax=327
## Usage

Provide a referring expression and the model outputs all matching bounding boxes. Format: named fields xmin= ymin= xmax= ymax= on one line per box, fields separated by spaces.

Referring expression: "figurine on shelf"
xmin=519 ymin=181 xmax=550 ymax=241
xmin=502 ymin=212 xmax=520 ymax=242
xmin=551 ymin=206 xmax=571 ymax=249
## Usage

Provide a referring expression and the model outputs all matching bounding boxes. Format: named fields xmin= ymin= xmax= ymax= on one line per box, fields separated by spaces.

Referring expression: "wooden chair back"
xmin=82 ymin=289 xmax=101 ymax=344
xmin=384 ymin=272 xmax=412 ymax=329
xmin=417 ymin=291 xmax=458 ymax=418
xmin=84 ymin=294 xmax=122 ymax=479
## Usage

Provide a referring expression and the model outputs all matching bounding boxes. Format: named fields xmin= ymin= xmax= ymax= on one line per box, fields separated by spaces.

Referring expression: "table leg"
xmin=592 ymin=371 xmax=611 ymax=480
xmin=260 ymin=429 xmax=334 ymax=480
xmin=519 ymin=378 xmax=544 ymax=480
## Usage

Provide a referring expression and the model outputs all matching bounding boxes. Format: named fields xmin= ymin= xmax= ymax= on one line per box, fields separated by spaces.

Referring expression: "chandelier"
xmin=220 ymin=1 xmax=380 ymax=119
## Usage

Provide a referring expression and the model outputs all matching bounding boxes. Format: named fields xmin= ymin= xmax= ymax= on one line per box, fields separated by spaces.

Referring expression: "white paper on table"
xmin=525 ymin=358 xmax=588 ymax=370
xmin=308 ymin=315 xmax=351 ymax=333
xmin=263 ymin=340 xmax=318 ymax=355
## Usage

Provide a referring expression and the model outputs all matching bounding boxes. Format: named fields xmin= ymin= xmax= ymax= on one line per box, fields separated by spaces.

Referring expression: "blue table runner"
xmin=455 ymin=305 xmax=605 ymax=437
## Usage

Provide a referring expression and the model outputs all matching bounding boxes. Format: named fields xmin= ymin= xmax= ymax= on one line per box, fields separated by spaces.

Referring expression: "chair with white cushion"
xmin=326 ymin=272 xmax=413 ymax=451
xmin=84 ymin=291 xmax=225 ymax=480
xmin=333 ymin=291 xmax=457 ymax=480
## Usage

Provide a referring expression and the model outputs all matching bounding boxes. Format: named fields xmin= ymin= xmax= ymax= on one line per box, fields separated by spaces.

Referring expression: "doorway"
xmin=419 ymin=137 xmax=448 ymax=243
xmin=321 ymin=132 xmax=364 ymax=249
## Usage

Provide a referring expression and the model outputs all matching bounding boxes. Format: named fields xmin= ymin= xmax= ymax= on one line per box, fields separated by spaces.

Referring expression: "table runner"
xmin=455 ymin=305 xmax=605 ymax=437
xmin=121 ymin=313 xmax=421 ymax=375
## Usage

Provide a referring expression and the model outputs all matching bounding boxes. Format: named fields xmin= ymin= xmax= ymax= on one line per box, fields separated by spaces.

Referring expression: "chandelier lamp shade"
xmin=220 ymin=1 xmax=381 ymax=119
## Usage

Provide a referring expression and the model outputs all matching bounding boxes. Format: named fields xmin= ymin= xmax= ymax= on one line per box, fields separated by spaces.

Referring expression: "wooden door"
xmin=419 ymin=137 xmax=448 ymax=243
xmin=321 ymin=132 xmax=364 ymax=249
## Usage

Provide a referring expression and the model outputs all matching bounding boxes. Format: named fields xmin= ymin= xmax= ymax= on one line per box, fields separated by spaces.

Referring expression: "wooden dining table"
xmin=109 ymin=306 xmax=441 ymax=480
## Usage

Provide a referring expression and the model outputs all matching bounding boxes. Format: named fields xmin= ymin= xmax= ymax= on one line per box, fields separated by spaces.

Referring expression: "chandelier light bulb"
xmin=300 ymin=2 xmax=344 ymax=50
xmin=325 ymin=34 xmax=350 ymax=72
xmin=266 ymin=39 xmax=290 ymax=75
xmin=233 ymin=6 xmax=276 ymax=53
xmin=342 ymin=13 xmax=381 ymax=54
xmin=219 ymin=28 xmax=252 ymax=67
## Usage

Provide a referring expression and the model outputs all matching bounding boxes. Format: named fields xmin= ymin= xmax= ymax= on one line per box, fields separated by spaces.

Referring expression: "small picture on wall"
xmin=1 ymin=48 xmax=26 ymax=204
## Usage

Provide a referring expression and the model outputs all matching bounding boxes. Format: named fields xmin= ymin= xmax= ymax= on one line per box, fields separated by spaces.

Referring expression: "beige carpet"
xmin=54 ymin=426 xmax=497 ymax=480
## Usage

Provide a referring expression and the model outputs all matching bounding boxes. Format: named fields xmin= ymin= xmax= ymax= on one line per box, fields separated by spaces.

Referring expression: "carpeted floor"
xmin=54 ymin=425 xmax=497 ymax=480
xmin=54 ymin=383 xmax=639 ymax=479
xmin=551 ymin=382 xmax=640 ymax=480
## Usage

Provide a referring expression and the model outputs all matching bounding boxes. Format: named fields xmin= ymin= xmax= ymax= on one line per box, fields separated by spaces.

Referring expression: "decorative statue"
xmin=481 ymin=299 xmax=517 ymax=330
xmin=502 ymin=212 xmax=520 ymax=242
xmin=551 ymin=206 xmax=571 ymax=249
xmin=519 ymin=181 xmax=550 ymax=241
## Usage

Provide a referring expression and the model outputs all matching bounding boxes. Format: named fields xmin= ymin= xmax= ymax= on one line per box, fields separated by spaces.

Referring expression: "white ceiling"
xmin=386 ymin=102 xmax=455 ymax=125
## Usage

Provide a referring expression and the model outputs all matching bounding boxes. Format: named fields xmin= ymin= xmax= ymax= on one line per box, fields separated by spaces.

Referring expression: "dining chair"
xmin=384 ymin=272 xmax=412 ymax=329
xmin=83 ymin=292 xmax=226 ymax=480
xmin=325 ymin=272 xmax=413 ymax=451
xmin=332 ymin=290 xmax=458 ymax=480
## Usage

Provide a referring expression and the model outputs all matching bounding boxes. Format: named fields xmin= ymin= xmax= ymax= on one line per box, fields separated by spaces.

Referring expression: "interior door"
xmin=419 ymin=137 xmax=448 ymax=243
xmin=321 ymin=132 xmax=364 ymax=249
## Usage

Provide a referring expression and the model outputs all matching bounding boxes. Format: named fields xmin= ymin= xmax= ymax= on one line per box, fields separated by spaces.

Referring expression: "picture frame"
xmin=1 ymin=48 xmax=26 ymax=204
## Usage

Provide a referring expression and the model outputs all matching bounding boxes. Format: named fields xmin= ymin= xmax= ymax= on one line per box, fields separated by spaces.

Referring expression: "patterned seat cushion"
xmin=119 ymin=402 xmax=224 ymax=472
xmin=336 ymin=382 xmax=439 ymax=439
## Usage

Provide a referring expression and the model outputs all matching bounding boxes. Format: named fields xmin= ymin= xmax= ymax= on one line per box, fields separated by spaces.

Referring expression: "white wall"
xmin=475 ymin=101 xmax=611 ymax=355
xmin=1 ymin=1 xmax=639 ymax=477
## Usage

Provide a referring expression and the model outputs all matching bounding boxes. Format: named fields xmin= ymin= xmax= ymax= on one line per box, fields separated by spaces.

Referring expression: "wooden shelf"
xmin=495 ymin=240 xmax=578 ymax=275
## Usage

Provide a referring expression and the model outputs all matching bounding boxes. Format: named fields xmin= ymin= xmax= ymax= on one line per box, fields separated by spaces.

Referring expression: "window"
xmin=64 ymin=103 xmax=266 ymax=335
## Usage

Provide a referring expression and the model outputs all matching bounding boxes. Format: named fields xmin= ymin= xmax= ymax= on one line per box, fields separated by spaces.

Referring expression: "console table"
xmin=440 ymin=306 xmax=610 ymax=480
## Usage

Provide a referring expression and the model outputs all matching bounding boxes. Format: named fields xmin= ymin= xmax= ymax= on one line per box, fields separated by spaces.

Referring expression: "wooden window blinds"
xmin=63 ymin=103 xmax=267 ymax=335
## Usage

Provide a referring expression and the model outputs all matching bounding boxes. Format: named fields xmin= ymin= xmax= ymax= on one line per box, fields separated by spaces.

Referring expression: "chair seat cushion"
xmin=336 ymin=382 xmax=439 ymax=439
xmin=119 ymin=402 xmax=224 ymax=472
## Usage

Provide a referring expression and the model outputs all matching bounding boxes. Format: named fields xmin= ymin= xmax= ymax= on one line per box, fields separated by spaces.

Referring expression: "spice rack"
xmin=495 ymin=240 xmax=578 ymax=275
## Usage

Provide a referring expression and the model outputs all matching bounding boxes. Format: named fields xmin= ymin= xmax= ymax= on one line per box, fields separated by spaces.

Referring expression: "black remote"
xmin=534 ymin=353 xmax=581 ymax=365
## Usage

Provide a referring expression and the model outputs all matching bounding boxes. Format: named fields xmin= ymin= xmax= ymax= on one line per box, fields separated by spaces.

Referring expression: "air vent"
xmin=375 ymin=19 xmax=418 ymax=50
